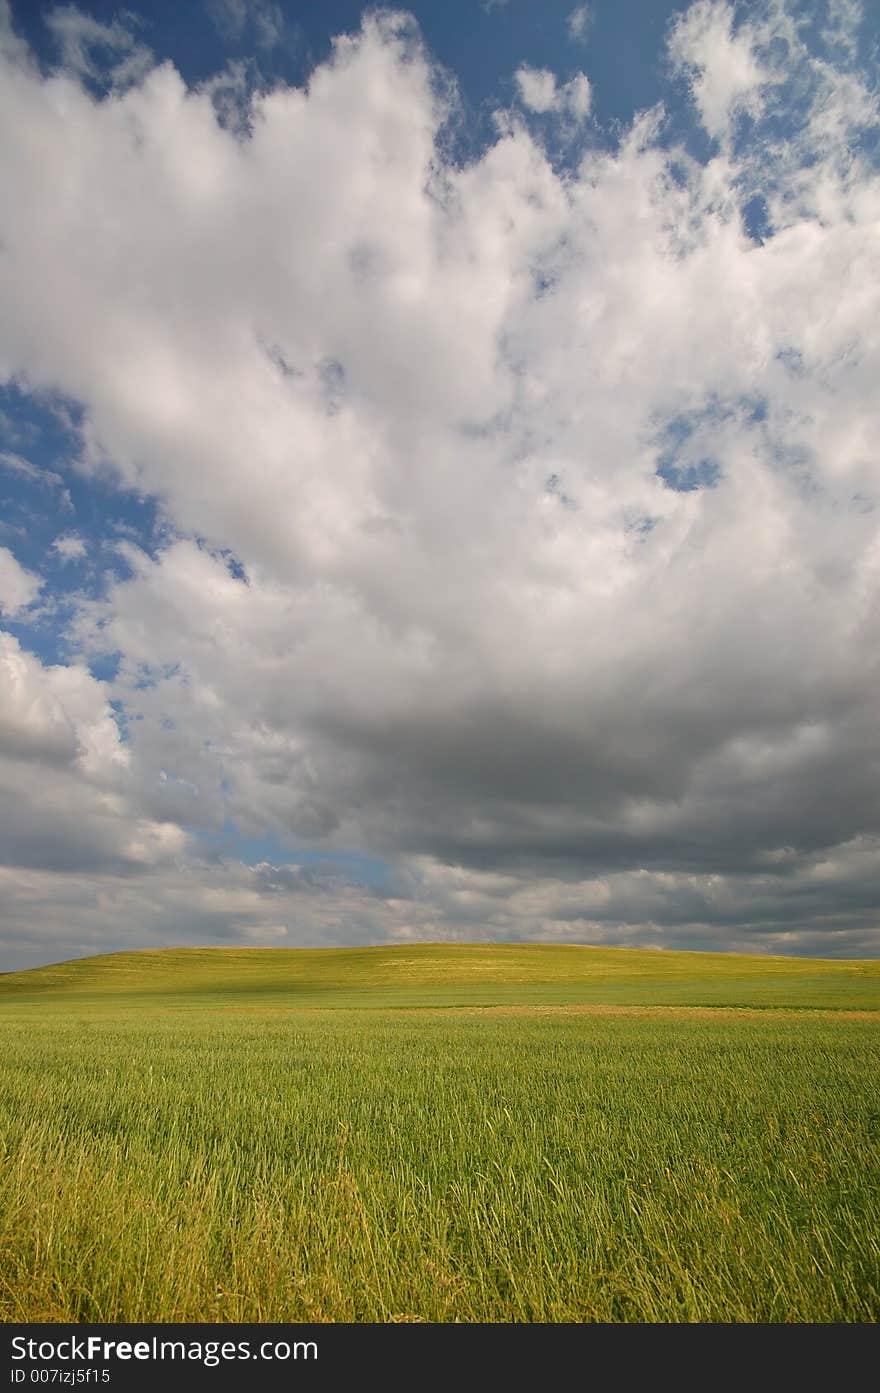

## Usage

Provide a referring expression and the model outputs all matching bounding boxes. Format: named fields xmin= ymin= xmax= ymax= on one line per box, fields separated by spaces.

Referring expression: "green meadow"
xmin=1 ymin=944 xmax=878 ymax=1322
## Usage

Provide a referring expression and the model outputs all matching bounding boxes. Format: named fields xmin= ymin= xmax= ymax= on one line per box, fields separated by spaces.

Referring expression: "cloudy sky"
xmin=1 ymin=0 xmax=878 ymax=970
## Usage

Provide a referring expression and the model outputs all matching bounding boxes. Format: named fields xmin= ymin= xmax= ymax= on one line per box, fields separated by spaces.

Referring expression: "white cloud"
xmin=206 ymin=0 xmax=247 ymax=40
xmin=668 ymin=0 xmax=765 ymax=144
xmin=0 ymin=546 xmax=41 ymax=616
xmin=564 ymin=72 xmax=591 ymax=119
xmin=515 ymin=64 xmax=591 ymax=120
xmin=0 ymin=449 xmax=73 ymax=509
xmin=0 ymin=629 xmax=186 ymax=886
xmin=567 ymin=6 xmax=591 ymax=42
xmin=0 ymin=4 xmax=878 ymax=959
xmin=44 ymin=4 xmax=153 ymax=90
xmin=822 ymin=0 xmax=862 ymax=63
xmin=515 ymin=65 xmax=558 ymax=114
xmin=0 ymin=629 xmax=120 ymax=771
xmin=52 ymin=533 xmax=87 ymax=562
xmin=205 ymin=0 xmax=285 ymax=51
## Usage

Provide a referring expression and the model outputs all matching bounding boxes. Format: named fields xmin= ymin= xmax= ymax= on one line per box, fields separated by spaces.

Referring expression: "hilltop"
xmin=1 ymin=942 xmax=878 ymax=1011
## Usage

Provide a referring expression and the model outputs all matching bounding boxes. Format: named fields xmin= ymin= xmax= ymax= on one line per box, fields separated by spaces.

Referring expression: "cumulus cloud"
xmin=515 ymin=64 xmax=591 ymax=119
xmin=0 ymin=2 xmax=878 ymax=961
xmin=0 ymin=630 xmax=186 ymax=887
xmin=668 ymin=0 xmax=765 ymax=144
xmin=0 ymin=546 xmax=41 ymax=616
xmin=52 ymin=533 xmax=87 ymax=562
xmin=515 ymin=65 xmax=557 ymax=113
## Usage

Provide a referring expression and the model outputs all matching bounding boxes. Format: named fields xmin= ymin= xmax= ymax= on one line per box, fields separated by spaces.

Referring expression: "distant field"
xmin=3 ymin=940 xmax=880 ymax=1009
xmin=0 ymin=944 xmax=878 ymax=1322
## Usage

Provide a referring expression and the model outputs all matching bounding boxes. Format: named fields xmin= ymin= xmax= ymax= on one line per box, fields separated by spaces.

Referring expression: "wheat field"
xmin=1 ymin=944 xmax=878 ymax=1322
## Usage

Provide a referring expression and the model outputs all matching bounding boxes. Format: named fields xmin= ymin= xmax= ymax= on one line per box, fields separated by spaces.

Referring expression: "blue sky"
xmin=1 ymin=0 xmax=879 ymax=968
xmin=14 ymin=2 xmax=688 ymax=127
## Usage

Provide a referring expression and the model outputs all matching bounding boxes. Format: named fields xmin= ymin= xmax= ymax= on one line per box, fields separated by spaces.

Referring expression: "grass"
xmin=3 ymin=941 xmax=880 ymax=1009
xmin=0 ymin=944 xmax=878 ymax=1322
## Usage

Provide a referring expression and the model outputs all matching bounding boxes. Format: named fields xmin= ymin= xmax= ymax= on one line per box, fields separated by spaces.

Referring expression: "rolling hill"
xmin=1 ymin=941 xmax=878 ymax=1010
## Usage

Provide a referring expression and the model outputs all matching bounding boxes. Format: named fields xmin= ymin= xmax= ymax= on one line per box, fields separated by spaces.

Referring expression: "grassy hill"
xmin=2 ymin=941 xmax=878 ymax=1010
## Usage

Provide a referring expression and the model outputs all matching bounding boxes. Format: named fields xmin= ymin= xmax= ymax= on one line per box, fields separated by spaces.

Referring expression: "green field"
xmin=1 ymin=944 xmax=878 ymax=1322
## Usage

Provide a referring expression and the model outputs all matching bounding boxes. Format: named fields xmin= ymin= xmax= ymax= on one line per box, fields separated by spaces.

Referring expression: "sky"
xmin=1 ymin=0 xmax=879 ymax=970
